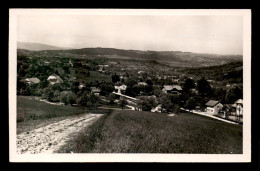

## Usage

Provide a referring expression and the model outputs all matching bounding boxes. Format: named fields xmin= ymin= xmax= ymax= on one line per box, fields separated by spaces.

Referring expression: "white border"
xmin=9 ymin=9 xmax=251 ymax=163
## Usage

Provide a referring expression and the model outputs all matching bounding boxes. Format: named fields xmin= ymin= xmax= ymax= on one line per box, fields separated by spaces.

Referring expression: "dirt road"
xmin=17 ymin=114 xmax=103 ymax=154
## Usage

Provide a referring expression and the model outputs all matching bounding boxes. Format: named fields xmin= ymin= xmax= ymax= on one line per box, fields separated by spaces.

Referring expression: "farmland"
xmin=57 ymin=110 xmax=242 ymax=154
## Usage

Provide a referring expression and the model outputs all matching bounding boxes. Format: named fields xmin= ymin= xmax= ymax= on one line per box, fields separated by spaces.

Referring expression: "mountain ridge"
xmin=17 ymin=42 xmax=72 ymax=51
xmin=17 ymin=43 xmax=242 ymax=67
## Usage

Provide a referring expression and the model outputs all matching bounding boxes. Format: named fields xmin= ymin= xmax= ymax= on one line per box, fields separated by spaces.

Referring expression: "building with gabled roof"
xmin=47 ymin=74 xmax=63 ymax=85
xmin=114 ymin=84 xmax=127 ymax=94
xmin=138 ymin=82 xmax=148 ymax=86
xmin=205 ymin=100 xmax=223 ymax=115
xmin=162 ymin=85 xmax=182 ymax=94
xmin=234 ymin=99 xmax=243 ymax=116
xmin=22 ymin=77 xmax=40 ymax=85
xmin=90 ymin=87 xmax=101 ymax=96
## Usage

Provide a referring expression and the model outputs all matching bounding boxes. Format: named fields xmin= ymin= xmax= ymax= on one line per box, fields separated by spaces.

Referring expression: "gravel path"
xmin=17 ymin=114 xmax=103 ymax=154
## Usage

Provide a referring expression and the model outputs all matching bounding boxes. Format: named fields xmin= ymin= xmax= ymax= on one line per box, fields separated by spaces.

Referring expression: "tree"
xmin=146 ymin=79 xmax=153 ymax=86
xmin=99 ymin=82 xmax=115 ymax=95
xmin=112 ymin=73 xmax=120 ymax=83
xmin=119 ymin=99 xmax=128 ymax=110
xmin=197 ymin=77 xmax=212 ymax=97
xmin=184 ymin=97 xmax=197 ymax=110
xmin=67 ymin=93 xmax=77 ymax=106
xmin=60 ymin=91 xmax=70 ymax=105
xmin=89 ymin=93 xmax=100 ymax=108
xmin=158 ymin=93 xmax=174 ymax=113
xmin=38 ymin=79 xmax=49 ymax=89
xmin=63 ymin=66 xmax=70 ymax=75
xmin=183 ymin=78 xmax=195 ymax=92
xmin=137 ymin=96 xmax=157 ymax=111
xmin=41 ymin=87 xmax=53 ymax=101
xmin=77 ymin=91 xmax=88 ymax=107
xmin=52 ymin=90 xmax=60 ymax=102
xmin=108 ymin=93 xmax=116 ymax=104
xmin=173 ymin=104 xmax=180 ymax=114
xmin=214 ymin=88 xmax=226 ymax=103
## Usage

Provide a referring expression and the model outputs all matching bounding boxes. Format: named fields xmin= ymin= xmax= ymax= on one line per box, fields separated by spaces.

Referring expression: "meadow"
xmin=57 ymin=110 xmax=242 ymax=154
xmin=17 ymin=96 xmax=111 ymax=134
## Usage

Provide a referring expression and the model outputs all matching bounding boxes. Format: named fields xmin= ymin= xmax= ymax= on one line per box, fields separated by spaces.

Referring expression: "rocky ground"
xmin=17 ymin=114 xmax=103 ymax=154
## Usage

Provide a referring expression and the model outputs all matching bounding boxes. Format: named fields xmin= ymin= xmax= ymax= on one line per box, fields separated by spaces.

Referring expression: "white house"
xmin=138 ymin=82 xmax=148 ymax=86
xmin=205 ymin=100 xmax=223 ymax=115
xmin=234 ymin=99 xmax=243 ymax=116
xmin=22 ymin=77 xmax=40 ymax=85
xmin=114 ymin=84 xmax=127 ymax=94
xmin=151 ymin=104 xmax=162 ymax=113
xmin=90 ymin=87 xmax=101 ymax=96
xmin=78 ymin=83 xmax=86 ymax=89
xmin=47 ymin=74 xmax=63 ymax=85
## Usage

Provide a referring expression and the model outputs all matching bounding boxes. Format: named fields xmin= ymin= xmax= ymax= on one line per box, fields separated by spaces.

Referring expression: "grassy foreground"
xmin=57 ymin=110 xmax=242 ymax=154
xmin=16 ymin=96 xmax=111 ymax=134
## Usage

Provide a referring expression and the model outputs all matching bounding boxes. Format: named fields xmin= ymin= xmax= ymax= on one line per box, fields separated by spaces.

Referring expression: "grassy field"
xmin=17 ymin=96 xmax=111 ymax=134
xmin=86 ymin=71 xmax=111 ymax=82
xmin=57 ymin=110 xmax=242 ymax=154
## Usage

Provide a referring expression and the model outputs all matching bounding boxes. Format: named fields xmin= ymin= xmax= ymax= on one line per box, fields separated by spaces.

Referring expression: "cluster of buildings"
xmin=22 ymin=69 xmax=243 ymax=122
xmin=205 ymin=99 xmax=243 ymax=119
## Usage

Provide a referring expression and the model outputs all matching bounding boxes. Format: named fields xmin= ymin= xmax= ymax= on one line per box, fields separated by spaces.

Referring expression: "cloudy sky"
xmin=17 ymin=14 xmax=243 ymax=55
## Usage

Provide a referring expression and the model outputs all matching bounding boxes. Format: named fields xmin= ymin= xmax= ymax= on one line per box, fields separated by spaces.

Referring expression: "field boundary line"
xmin=181 ymin=108 xmax=240 ymax=125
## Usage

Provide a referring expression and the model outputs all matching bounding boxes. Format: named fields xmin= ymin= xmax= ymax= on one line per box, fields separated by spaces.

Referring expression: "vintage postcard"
xmin=9 ymin=9 xmax=251 ymax=162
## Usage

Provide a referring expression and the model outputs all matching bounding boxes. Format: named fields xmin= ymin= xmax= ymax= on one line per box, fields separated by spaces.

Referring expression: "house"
xmin=151 ymin=104 xmax=162 ymax=113
xmin=47 ymin=74 xmax=63 ymax=85
xmin=90 ymin=87 xmax=101 ymax=96
xmin=173 ymin=79 xmax=179 ymax=83
xmin=68 ymin=59 xmax=73 ymax=67
xmin=162 ymin=85 xmax=182 ymax=94
xmin=44 ymin=61 xmax=50 ymax=65
xmin=138 ymin=82 xmax=148 ymax=86
xmin=78 ymin=83 xmax=86 ymax=89
xmin=205 ymin=100 xmax=223 ymax=115
xmin=22 ymin=77 xmax=40 ymax=85
xmin=190 ymin=88 xmax=198 ymax=95
xmin=114 ymin=84 xmax=127 ymax=94
xmin=109 ymin=61 xmax=118 ymax=65
xmin=234 ymin=99 xmax=243 ymax=116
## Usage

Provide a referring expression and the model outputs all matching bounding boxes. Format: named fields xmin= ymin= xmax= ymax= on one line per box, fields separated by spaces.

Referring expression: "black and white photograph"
xmin=9 ymin=9 xmax=251 ymax=162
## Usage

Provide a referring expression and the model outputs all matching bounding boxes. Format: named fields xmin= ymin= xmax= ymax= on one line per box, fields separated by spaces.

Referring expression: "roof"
xmin=172 ymin=85 xmax=182 ymax=91
xmin=138 ymin=82 xmax=148 ymax=86
xmin=205 ymin=100 xmax=220 ymax=107
xmin=25 ymin=77 xmax=40 ymax=84
xmin=47 ymin=74 xmax=63 ymax=84
xmin=91 ymin=87 xmax=101 ymax=93
xmin=235 ymin=99 xmax=243 ymax=104
xmin=231 ymin=104 xmax=237 ymax=108
xmin=163 ymin=85 xmax=182 ymax=91
xmin=115 ymin=84 xmax=127 ymax=90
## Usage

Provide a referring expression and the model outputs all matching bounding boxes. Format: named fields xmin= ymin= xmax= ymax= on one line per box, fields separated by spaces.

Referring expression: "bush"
xmin=119 ymin=99 xmax=128 ymax=110
xmin=67 ymin=93 xmax=77 ymax=105
xmin=173 ymin=104 xmax=180 ymax=114
xmin=137 ymin=96 xmax=157 ymax=111
xmin=184 ymin=97 xmax=197 ymax=110
xmin=108 ymin=93 xmax=116 ymax=104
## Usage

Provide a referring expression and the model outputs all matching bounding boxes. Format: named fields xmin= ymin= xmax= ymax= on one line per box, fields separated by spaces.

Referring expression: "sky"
xmin=17 ymin=14 xmax=243 ymax=55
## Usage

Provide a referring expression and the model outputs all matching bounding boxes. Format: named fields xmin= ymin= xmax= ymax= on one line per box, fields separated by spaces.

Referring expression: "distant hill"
xmin=59 ymin=48 xmax=242 ymax=66
xmin=17 ymin=46 xmax=242 ymax=67
xmin=17 ymin=42 xmax=72 ymax=51
xmin=182 ymin=61 xmax=243 ymax=83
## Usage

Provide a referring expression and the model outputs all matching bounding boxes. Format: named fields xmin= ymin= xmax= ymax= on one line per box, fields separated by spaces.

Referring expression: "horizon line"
xmin=17 ymin=41 xmax=243 ymax=56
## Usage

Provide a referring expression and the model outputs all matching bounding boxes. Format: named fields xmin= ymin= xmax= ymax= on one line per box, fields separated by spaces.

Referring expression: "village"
xmin=17 ymin=54 xmax=243 ymax=124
